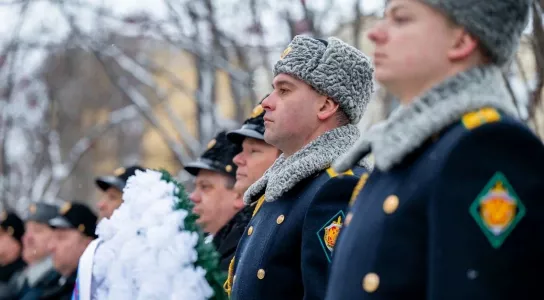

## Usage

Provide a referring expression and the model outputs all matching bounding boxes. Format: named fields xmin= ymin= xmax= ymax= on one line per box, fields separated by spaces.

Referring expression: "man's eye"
xmin=392 ymin=15 xmax=411 ymax=24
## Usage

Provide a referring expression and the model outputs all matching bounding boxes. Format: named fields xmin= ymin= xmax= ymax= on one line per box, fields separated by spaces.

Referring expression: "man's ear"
xmin=447 ymin=28 xmax=479 ymax=61
xmin=317 ymin=96 xmax=339 ymax=121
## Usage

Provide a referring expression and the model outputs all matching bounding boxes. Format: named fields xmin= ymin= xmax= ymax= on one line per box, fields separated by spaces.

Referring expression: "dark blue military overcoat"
xmin=326 ymin=110 xmax=544 ymax=299
xmin=227 ymin=167 xmax=366 ymax=300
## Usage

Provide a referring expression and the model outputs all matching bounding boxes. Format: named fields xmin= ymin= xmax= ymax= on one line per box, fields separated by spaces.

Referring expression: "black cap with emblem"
xmin=26 ymin=203 xmax=59 ymax=225
xmin=184 ymin=131 xmax=242 ymax=178
xmin=48 ymin=202 xmax=98 ymax=238
xmin=0 ymin=210 xmax=25 ymax=243
xmin=95 ymin=165 xmax=145 ymax=192
xmin=227 ymin=99 xmax=267 ymax=145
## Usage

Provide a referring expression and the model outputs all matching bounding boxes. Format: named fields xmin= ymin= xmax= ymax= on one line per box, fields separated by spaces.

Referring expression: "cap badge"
xmin=280 ymin=46 xmax=292 ymax=60
xmin=251 ymin=105 xmax=264 ymax=118
xmin=60 ymin=202 xmax=72 ymax=215
xmin=29 ymin=204 xmax=37 ymax=215
xmin=207 ymin=139 xmax=217 ymax=150
xmin=114 ymin=167 xmax=125 ymax=177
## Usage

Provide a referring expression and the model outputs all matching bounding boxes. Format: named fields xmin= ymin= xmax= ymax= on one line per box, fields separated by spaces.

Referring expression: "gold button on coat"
xmin=276 ymin=215 xmax=285 ymax=224
xmin=345 ymin=213 xmax=353 ymax=226
xmin=257 ymin=269 xmax=266 ymax=279
xmin=248 ymin=226 xmax=254 ymax=236
xmin=362 ymin=273 xmax=380 ymax=292
xmin=383 ymin=195 xmax=399 ymax=214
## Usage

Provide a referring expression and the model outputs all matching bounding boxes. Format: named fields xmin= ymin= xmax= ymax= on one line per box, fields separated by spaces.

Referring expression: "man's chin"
xmin=22 ymin=252 xmax=32 ymax=263
xmin=234 ymin=182 xmax=250 ymax=194
xmin=196 ymin=218 xmax=207 ymax=230
xmin=98 ymin=212 xmax=111 ymax=220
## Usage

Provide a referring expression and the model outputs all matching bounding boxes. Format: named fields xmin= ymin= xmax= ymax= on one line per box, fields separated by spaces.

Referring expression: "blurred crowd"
xmin=0 ymin=166 xmax=144 ymax=300
xmin=0 ymin=105 xmax=275 ymax=299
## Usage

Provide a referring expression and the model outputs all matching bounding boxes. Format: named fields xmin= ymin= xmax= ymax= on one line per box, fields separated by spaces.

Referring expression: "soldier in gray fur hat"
xmin=327 ymin=0 xmax=544 ymax=299
xmin=225 ymin=35 xmax=374 ymax=299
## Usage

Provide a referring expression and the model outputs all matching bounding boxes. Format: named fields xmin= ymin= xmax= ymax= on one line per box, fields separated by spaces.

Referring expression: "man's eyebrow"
xmin=386 ymin=3 xmax=407 ymax=16
xmin=272 ymin=80 xmax=295 ymax=89
xmin=195 ymin=179 xmax=210 ymax=185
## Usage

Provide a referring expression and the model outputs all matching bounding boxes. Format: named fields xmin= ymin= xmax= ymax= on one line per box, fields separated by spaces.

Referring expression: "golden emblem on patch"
xmin=317 ymin=211 xmax=345 ymax=262
xmin=481 ymin=185 xmax=516 ymax=233
xmin=324 ymin=216 xmax=342 ymax=251
xmin=280 ymin=46 xmax=292 ymax=59
xmin=469 ymin=172 xmax=525 ymax=249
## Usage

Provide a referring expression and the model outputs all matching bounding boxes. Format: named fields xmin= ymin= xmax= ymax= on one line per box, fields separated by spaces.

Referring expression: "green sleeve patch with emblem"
xmin=469 ymin=172 xmax=526 ymax=249
xmin=317 ymin=210 xmax=345 ymax=263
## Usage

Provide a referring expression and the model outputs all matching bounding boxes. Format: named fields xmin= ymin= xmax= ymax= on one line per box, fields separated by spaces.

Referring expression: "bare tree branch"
xmin=57 ymin=4 xmax=195 ymax=162
xmin=89 ymin=48 xmax=192 ymax=164
xmin=43 ymin=105 xmax=140 ymax=200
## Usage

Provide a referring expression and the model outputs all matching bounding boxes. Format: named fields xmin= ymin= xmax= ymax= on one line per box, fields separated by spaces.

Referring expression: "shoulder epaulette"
xmin=461 ymin=107 xmax=501 ymax=130
xmin=326 ymin=167 xmax=354 ymax=178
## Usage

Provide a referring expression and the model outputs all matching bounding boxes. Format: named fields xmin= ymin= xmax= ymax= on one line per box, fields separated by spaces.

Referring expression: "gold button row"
xmin=247 ymin=215 xmax=286 ymax=281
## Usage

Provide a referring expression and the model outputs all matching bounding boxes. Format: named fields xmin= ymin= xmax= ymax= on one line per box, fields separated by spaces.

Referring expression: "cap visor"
xmin=26 ymin=213 xmax=57 ymax=224
xmin=227 ymin=128 xmax=265 ymax=144
xmin=48 ymin=216 xmax=73 ymax=229
xmin=95 ymin=176 xmax=124 ymax=191
xmin=184 ymin=161 xmax=221 ymax=176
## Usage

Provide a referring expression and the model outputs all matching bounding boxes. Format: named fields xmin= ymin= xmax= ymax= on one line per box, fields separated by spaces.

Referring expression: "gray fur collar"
xmin=334 ymin=65 xmax=518 ymax=173
xmin=244 ymin=124 xmax=361 ymax=204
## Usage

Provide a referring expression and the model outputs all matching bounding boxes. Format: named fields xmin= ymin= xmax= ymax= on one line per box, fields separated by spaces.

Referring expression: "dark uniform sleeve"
xmin=301 ymin=176 xmax=360 ymax=300
xmin=428 ymin=121 xmax=544 ymax=299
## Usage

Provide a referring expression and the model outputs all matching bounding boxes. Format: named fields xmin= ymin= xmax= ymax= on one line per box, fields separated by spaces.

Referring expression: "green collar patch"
xmin=469 ymin=172 xmax=526 ymax=249
xmin=317 ymin=210 xmax=345 ymax=262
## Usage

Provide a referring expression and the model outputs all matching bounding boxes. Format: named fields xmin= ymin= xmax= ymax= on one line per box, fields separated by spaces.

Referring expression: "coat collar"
xmin=244 ymin=124 xmax=366 ymax=204
xmin=334 ymin=65 xmax=519 ymax=172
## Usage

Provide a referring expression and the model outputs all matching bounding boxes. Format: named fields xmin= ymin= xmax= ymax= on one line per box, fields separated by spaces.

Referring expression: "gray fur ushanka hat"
xmin=273 ymin=36 xmax=374 ymax=125
xmin=420 ymin=0 xmax=530 ymax=66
